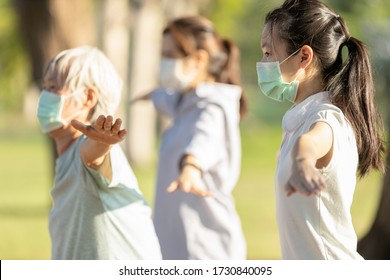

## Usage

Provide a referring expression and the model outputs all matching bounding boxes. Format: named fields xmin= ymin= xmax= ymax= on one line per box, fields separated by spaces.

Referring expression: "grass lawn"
xmin=0 ymin=118 xmax=383 ymax=259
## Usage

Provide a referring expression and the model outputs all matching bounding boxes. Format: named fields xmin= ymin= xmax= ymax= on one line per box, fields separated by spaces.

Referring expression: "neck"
xmin=186 ymin=74 xmax=216 ymax=93
xmin=294 ymin=73 xmax=325 ymax=104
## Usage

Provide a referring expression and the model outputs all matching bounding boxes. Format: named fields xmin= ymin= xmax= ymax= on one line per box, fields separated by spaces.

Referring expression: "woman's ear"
xmin=194 ymin=49 xmax=209 ymax=68
xmin=299 ymin=45 xmax=313 ymax=68
xmin=182 ymin=49 xmax=209 ymax=76
xmin=83 ymin=87 xmax=98 ymax=109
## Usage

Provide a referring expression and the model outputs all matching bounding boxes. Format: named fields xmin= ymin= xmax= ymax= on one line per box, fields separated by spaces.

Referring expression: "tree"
xmin=125 ymin=0 xmax=209 ymax=166
xmin=13 ymin=0 xmax=96 ymax=84
xmin=13 ymin=0 xmax=96 ymax=176
xmin=13 ymin=0 xmax=210 ymax=169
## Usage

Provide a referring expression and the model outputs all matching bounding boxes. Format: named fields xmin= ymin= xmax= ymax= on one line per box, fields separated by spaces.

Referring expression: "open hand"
xmin=71 ymin=115 xmax=127 ymax=145
xmin=167 ymin=165 xmax=213 ymax=197
xmin=285 ymin=158 xmax=326 ymax=196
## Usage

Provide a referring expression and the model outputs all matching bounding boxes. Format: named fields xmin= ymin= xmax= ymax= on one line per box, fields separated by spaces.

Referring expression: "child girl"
xmin=257 ymin=0 xmax=385 ymax=259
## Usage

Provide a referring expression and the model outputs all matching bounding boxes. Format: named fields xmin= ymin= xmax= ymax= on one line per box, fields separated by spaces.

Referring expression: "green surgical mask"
xmin=256 ymin=49 xmax=302 ymax=102
xmin=36 ymin=89 xmax=84 ymax=133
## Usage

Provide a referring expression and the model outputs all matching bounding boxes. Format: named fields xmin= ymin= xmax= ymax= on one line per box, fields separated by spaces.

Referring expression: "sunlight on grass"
xmin=0 ymin=133 xmax=52 ymax=259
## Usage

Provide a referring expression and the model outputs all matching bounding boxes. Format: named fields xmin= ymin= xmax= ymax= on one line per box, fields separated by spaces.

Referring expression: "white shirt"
xmin=50 ymin=136 xmax=162 ymax=260
xmin=151 ymin=83 xmax=246 ymax=260
xmin=275 ymin=91 xmax=363 ymax=259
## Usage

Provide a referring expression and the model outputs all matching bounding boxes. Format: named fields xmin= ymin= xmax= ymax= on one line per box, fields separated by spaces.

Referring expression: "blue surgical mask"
xmin=256 ymin=49 xmax=302 ymax=102
xmin=36 ymin=89 xmax=83 ymax=133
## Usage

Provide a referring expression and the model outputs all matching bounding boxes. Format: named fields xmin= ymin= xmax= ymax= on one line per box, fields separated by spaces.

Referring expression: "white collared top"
xmin=275 ymin=91 xmax=362 ymax=259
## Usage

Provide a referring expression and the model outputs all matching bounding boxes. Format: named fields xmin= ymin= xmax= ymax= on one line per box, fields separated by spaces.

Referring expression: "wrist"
xmin=181 ymin=162 xmax=202 ymax=172
xmin=295 ymin=156 xmax=315 ymax=162
xmin=179 ymin=156 xmax=202 ymax=174
xmin=294 ymin=156 xmax=316 ymax=168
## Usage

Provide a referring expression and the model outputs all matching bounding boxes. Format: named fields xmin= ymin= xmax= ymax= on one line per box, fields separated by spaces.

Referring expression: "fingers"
xmin=167 ymin=181 xmax=179 ymax=193
xmin=111 ymin=118 xmax=122 ymax=134
xmin=73 ymin=115 xmax=126 ymax=145
xmin=166 ymin=180 xmax=213 ymax=197
xmin=285 ymin=182 xmax=296 ymax=197
xmin=285 ymin=172 xmax=326 ymax=197
xmin=95 ymin=115 xmax=105 ymax=130
xmin=103 ymin=115 xmax=113 ymax=131
xmin=113 ymin=118 xmax=127 ymax=139
xmin=166 ymin=180 xmax=190 ymax=194
xmin=191 ymin=187 xmax=214 ymax=198
xmin=94 ymin=115 xmax=126 ymax=137
xmin=95 ymin=115 xmax=113 ymax=131
xmin=311 ymin=176 xmax=326 ymax=194
xmin=118 ymin=129 xmax=127 ymax=139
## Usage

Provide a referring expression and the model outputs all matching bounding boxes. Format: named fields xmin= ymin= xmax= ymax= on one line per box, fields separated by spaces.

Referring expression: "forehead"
xmin=42 ymin=63 xmax=66 ymax=90
xmin=161 ymin=33 xmax=185 ymax=58
xmin=261 ymin=22 xmax=287 ymax=55
xmin=261 ymin=23 xmax=272 ymax=49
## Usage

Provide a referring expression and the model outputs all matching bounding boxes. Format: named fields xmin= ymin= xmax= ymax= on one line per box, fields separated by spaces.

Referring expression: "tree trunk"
xmin=13 ymin=0 xmax=96 ymax=83
xmin=13 ymin=0 xmax=96 ymax=175
xmin=124 ymin=0 xmax=210 ymax=167
xmin=97 ymin=0 xmax=131 ymax=124
xmin=125 ymin=0 xmax=162 ymax=167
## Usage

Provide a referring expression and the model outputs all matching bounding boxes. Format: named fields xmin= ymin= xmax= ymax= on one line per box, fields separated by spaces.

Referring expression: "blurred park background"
xmin=1 ymin=0 xmax=390 ymax=260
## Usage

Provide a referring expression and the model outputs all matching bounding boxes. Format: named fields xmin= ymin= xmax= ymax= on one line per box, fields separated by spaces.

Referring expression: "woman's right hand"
xmin=285 ymin=157 xmax=326 ymax=196
xmin=167 ymin=164 xmax=213 ymax=197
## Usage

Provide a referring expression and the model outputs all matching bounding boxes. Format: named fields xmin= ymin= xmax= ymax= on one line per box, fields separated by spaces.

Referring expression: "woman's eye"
xmin=46 ymin=85 xmax=57 ymax=91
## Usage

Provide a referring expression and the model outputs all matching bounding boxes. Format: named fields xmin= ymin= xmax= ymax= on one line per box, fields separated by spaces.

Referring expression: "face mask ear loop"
xmin=279 ymin=48 xmax=306 ymax=83
xmin=279 ymin=48 xmax=301 ymax=65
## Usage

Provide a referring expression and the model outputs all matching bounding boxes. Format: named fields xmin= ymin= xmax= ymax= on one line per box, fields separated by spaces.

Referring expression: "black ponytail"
xmin=329 ymin=36 xmax=385 ymax=176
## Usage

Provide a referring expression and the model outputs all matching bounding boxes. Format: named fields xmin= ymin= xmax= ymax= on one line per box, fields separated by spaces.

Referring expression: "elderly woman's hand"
xmin=71 ymin=115 xmax=126 ymax=145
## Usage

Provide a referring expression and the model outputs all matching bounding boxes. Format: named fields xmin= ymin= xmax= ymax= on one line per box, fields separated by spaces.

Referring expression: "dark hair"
xmin=164 ymin=16 xmax=248 ymax=119
xmin=265 ymin=0 xmax=385 ymax=176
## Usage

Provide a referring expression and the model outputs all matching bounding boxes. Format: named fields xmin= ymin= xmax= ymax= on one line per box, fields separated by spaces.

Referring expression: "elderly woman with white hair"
xmin=36 ymin=46 xmax=162 ymax=260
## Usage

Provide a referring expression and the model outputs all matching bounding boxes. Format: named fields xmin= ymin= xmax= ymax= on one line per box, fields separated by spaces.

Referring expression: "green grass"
xmin=0 ymin=119 xmax=383 ymax=260
xmin=0 ymin=133 xmax=52 ymax=259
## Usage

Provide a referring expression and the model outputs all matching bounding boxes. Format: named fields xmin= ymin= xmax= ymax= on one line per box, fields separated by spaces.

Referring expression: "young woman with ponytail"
xmin=257 ymin=0 xmax=385 ymax=259
xmin=142 ymin=16 xmax=247 ymax=259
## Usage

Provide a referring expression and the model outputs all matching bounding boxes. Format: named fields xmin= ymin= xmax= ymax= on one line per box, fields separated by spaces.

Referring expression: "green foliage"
xmin=204 ymin=0 xmax=285 ymax=87
xmin=0 ymin=0 xmax=30 ymax=113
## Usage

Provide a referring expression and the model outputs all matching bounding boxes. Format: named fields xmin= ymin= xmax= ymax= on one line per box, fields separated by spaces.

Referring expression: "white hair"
xmin=44 ymin=46 xmax=123 ymax=121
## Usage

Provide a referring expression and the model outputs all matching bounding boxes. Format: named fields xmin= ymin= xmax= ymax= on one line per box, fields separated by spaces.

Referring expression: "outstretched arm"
xmin=286 ymin=121 xmax=333 ymax=196
xmin=129 ymin=92 xmax=152 ymax=105
xmin=71 ymin=115 xmax=126 ymax=181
